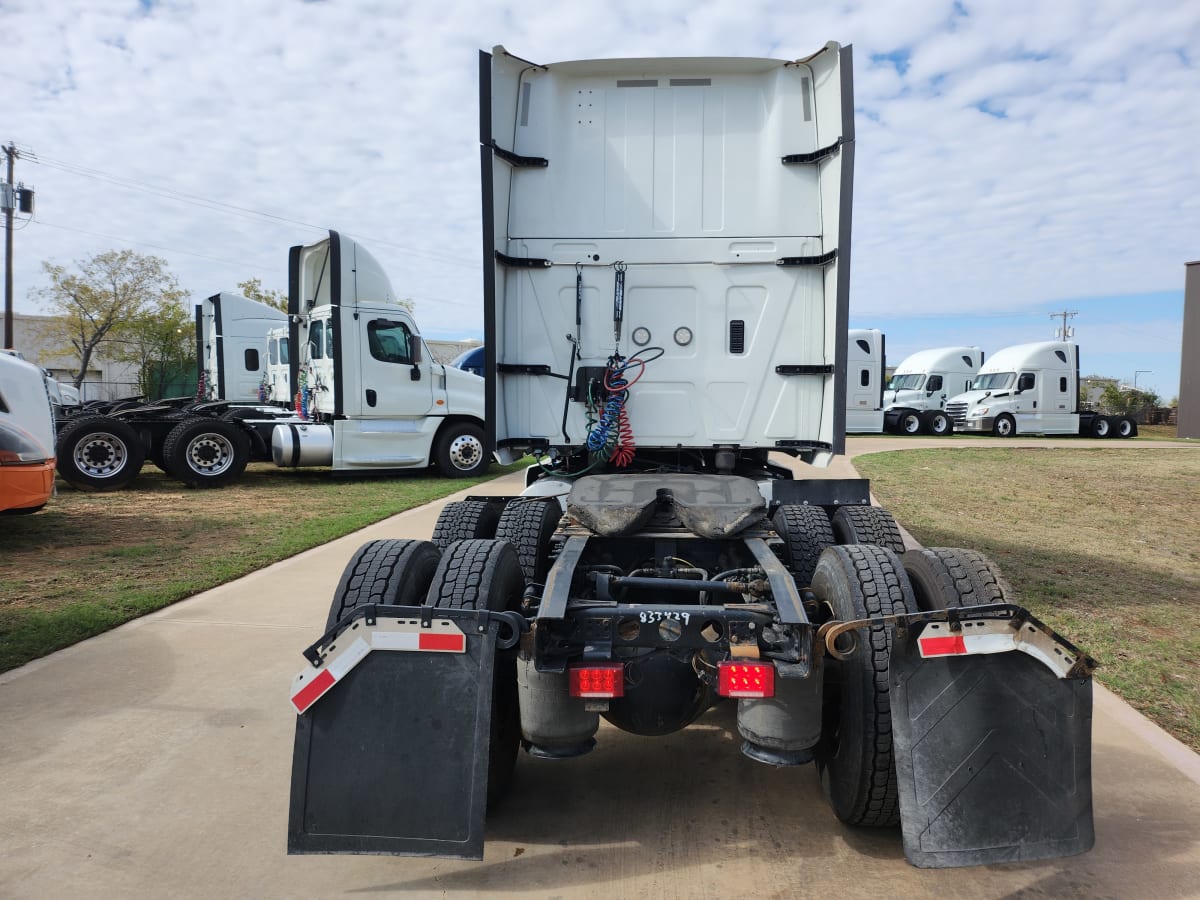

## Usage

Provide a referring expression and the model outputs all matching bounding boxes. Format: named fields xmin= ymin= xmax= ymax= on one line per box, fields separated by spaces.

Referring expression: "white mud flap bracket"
xmin=888 ymin=610 xmax=1095 ymax=868
xmin=287 ymin=605 xmax=522 ymax=859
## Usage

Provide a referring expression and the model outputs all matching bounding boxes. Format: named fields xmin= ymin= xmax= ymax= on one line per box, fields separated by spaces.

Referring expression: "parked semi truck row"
xmin=52 ymin=232 xmax=489 ymax=491
xmin=287 ymin=43 xmax=1096 ymax=870
xmin=844 ymin=332 xmax=983 ymax=435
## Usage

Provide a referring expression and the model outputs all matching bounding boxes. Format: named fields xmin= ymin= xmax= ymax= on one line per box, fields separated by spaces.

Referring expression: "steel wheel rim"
xmin=447 ymin=434 xmax=483 ymax=471
xmin=73 ymin=432 xmax=129 ymax=479
xmin=186 ymin=433 xmax=235 ymax=476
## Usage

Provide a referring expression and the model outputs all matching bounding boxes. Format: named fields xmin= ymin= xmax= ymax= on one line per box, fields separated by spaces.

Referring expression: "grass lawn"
xmin=854 ymin=446 xmax=1200 ymax=750
xmin=0 ymin=460 xmax=527 ymax=673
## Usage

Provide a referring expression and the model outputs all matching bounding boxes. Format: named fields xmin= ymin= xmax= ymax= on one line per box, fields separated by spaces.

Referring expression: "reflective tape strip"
xmin=290 ymin=619 xmax=467 ymax=714
xmin=916 ymin=620 xmax=1078 ymax=678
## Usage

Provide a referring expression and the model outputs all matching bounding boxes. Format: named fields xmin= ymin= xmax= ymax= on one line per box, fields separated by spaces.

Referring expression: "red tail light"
xmin=718 ymin=661 xmax=775 ymax=698
xmin=569 ymin=664 xmax=625 ymax=698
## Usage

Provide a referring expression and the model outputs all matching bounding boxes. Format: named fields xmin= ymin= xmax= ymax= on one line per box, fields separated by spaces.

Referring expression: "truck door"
xmin=925 ymin=374 xmax=946 ymax=410
xmin=1014 ymin=371 xmax=1039 ymax=428
xmin=354 ymin=316 xmax=434 ymax=419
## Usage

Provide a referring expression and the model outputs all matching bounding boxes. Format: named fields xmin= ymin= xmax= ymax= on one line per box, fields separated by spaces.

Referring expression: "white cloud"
xmin=1 ymin=0 xmax=1197 ymax=362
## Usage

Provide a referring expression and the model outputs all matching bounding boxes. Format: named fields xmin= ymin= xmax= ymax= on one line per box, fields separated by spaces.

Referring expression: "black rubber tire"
xmin=325 ymin=538 xmax=442 ymax=632
xmin=494 ymin=498 xmax=562 ymax=584
xmin=992 ymin=413 xmax=1016 ymax=437
xmin=923 ymin=410 xmax=951 ymax=436
xmin=771 ymin=504 xmax=834 ymax=586
xmin=831 ymin=506 xmax=906 ymax=554
xmin=813 ymin=544 xmax=919 ymax=827
xmin=150 ymin=411 xmax=190 ymax=472
xmin=163 ymin=417 xmax=250 ymax=488
xmin=432 ymin=422 xmax=489 ymax=477
xmin=425 ymin=539 xmax=525 ymax=808
xmin=1089 ymin=415 xmax=1112 ymax=438
xmin=1115 ymin=415 xmax=1138 ymax=438
xmin=431 ymin=499 xmax=504 ymax=549
xmin=55 ymin=414 xmax=146 ymax=491
xmin=902 ymin=547 xmax=1013 ymax=611
xmin=898 ymin=410 xmax=923 ymax=435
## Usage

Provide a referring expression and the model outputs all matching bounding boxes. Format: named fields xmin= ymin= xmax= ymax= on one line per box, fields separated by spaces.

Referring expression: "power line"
xmin=27 ymin=153 xmax=478 ymax=270
xmin=33 ymin=219 xmax=275 ymax=270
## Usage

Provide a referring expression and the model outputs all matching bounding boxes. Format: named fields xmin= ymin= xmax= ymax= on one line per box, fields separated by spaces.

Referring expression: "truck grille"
xmin=945 ymin=401 xmax=969 ymax=428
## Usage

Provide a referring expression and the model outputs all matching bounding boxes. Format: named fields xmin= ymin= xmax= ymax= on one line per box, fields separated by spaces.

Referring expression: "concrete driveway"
xmin=2 ymin=446 xmax=1198 ymax=898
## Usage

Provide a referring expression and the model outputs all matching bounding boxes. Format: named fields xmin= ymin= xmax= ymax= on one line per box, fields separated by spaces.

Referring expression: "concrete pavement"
xmin=2 ymin=451 xmax=1199 ymax=899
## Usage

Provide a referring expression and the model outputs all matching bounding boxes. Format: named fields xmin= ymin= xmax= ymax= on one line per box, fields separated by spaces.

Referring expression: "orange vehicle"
xmin=0 ymin=351 xmax=56 ymax=515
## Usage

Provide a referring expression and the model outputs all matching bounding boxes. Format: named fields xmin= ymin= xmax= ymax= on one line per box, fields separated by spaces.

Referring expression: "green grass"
xmin=0 ymin=461 xmax=528 ymax=672
xmin=854 ymin=447 xmax=1200 ymax=749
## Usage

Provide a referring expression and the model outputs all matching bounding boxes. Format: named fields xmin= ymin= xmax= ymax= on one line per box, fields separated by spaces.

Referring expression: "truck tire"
xmin=325 ymin=538 xmax=442 ymax=632
xmin=771 ymin=504 xmax=834 ymax=586
xmin=813 ymin=544 xmax=919 ymax=827
xmin=163 ymin=417 xmax=250 ymax=488
xmin=992 ymin=413 xmax=1016 ymax=437
xmin=432 ymin=422 xmax=488 ymax=477
xmin=831 ymin=506 xmax=906 ymax=554
xmin=431 ymin=499 xmax=503 ymax=549
xmin=1115 ymin=415 xmax=1138 ymax=438
xmin=56 ymin=414 xmax=146 ymax=491
xmin=902 ymin=547 xmax=1013 ymax=611
xmin=1090 ymin=415 xmax=1112 ymax=438
xmin=898 ymin=410 xmax=923 ymax=435
xmin=494 ymin=498 xmax=562 ymax=584
xmin=922 ymin=410 xmax=951 ymax=436
xmin=425 ymin=539 xmax=524 ymax=808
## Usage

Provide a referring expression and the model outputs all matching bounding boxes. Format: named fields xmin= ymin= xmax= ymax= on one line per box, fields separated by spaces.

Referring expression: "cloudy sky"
xmin=4 ymin=0 xmax=1197 ymax=398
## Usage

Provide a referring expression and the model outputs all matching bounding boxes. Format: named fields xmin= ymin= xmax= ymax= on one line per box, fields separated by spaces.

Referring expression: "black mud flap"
xmin=889 ymin=629 xmax=1094 ymax=868
xmin=287 ymin=614 xmax=500 ymax=858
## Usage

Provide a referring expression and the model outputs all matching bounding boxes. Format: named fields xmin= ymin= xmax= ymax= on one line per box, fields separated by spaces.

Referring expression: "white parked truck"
xmin=946 ymin=340 xmax=1136 ymax=437
xmin=844 ymin=328 xmax=885 ymax=433
xmin=287 ymin=44 xmax=1096 ymax=870
xmin=882 ymin=345 xmax=985 ymax=435
xmin=54 ymin=232 xmax=490 ymax=490
xmin=195 ymin=292 xmax=287 ymax=402
xmin=263 ymin=326 xmax=292 ymax=406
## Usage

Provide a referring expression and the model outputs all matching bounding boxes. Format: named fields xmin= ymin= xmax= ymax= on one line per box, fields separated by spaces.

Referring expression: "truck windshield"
xmin=971 ymin=372 xmax=1015 ymax=390
xmin=887 ymin=373 xmax=925 ymax=390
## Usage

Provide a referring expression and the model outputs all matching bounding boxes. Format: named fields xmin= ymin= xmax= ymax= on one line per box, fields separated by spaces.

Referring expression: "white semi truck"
xmin=195 ymin=292 xmax=287 ymax=402
xmin=882 ymin=345 xmax=985 ymax=435
xmin=54 ymin=232 xmax=489 ymax=490
xmin=946 ymin=340 xmax=1136 ymax=437
xmin=844 ymin=328 xmax=885 ymax=433
xmin=287 ymin=44 xmax=1096 ymax=870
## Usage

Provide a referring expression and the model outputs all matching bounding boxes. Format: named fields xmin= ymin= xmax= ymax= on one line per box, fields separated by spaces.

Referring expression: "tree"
xmin=237 ymin=277 xmax=287 ymax=312
xmin=109 ymin=300 xmax=196 ymax=399
xmin=33 ymin=250 xmax=187 ymax=389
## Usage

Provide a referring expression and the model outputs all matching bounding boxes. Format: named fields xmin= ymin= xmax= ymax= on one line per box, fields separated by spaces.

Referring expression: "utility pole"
xmin=2 ymin=142 xmax=34 ymax=350
xmin=3 ymin=142 xmax=14 ymax=349
xmin=1049 ymin=310 xmax=1077 ymax=341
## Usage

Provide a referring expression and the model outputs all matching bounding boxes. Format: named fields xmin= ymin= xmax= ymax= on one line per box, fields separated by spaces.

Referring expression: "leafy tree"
xmin=237 ymin=277 xmax=287 ymax=312
xmin=33 ymin=250 xmax=187 ymax=389
xmin=109 ymin=300 xmax=196 ymax=399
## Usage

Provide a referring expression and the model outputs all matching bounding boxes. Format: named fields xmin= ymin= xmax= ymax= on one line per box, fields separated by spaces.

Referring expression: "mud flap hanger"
xmin=816 ymin=603 xmax=1097 ymax=679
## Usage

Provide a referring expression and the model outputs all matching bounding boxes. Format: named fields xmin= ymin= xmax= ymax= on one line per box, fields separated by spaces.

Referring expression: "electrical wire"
xmin=28 ymin=154 xmax=477 ymax=270
xmin=32 ymin=218 xmax=274 ymax=269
